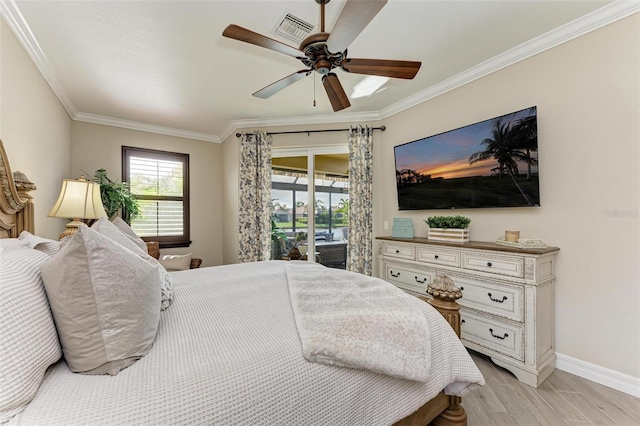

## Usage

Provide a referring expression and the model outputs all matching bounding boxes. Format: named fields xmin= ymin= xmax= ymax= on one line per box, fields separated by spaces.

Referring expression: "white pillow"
xmin=0 ymin=247 xmax=62 ymax=423
xmin=18 ymin=231 xmax=60 ymax=257
xmin=91 ymin=217 xmax=174 ymax=310
xmin=160 ymin=253 xmax=192 ymax=271
xmin=40 ymin=226 xmax=160 ymax=375
xmin=0 ymin=238 xmax=28 ymax=249
xmin=91 ymin=217 xmax=145 ymax=254
xmin=111 ymin=217 xmax=147 ymax=253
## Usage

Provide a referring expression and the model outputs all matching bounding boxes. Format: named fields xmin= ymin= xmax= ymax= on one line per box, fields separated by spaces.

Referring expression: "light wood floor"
xmin=463 ymin=351 xmax=640 ymax=425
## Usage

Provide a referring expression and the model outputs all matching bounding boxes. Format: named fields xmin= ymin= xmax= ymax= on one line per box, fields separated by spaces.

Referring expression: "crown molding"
xmin=3 ymin=0 xmax=637 ymax=143
xmin=378 ymin=0 xmax=640 ymax=120
xmin=0 ymin=0 xmax=77 ymax=117
xmin=74 ymin=113 xmax=221 ymax=143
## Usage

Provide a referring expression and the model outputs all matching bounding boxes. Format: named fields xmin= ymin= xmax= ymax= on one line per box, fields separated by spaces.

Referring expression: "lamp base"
xmin=58 ymin=219 xmax=86 ymax=240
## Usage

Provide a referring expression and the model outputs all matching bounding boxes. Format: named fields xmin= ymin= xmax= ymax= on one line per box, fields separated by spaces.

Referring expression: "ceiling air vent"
xmin=273 ymin=11 xmax=315 ymax=44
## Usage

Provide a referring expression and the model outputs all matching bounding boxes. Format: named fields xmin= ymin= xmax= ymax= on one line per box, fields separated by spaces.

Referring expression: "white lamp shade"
xmin=48 ymin=179 xmax=108 ymax=219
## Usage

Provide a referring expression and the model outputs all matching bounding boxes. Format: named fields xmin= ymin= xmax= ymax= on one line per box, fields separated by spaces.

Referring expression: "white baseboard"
xmin=555 ymin=353 xmax=640 ymax=398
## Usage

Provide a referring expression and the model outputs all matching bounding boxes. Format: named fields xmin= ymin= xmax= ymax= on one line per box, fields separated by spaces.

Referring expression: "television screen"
xmin=394 ymin=106 xmax=539 ymax=210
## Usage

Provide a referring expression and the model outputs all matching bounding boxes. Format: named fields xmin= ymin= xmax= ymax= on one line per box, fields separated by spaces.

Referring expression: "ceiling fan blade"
xmin=322 ymin=73 xmax=351 ymax=112
xmin=223 ymin=24 xmax=305 ymax=58
xmin=326 ymin=0 xmax=387 ymax=54
xmin=341 ymin=58 xmax=421 ymax=79
xmin=252 ymin=70 xmax=311 ymax=99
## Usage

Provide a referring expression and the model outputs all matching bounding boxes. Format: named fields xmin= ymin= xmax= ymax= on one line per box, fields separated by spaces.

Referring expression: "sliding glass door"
xmin=270 ymin=146 xmax=349 ymax=268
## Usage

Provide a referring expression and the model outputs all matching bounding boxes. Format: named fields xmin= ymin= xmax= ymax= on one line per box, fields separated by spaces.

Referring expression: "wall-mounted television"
xmin=394 ymin=106 xmax=540 ymax=210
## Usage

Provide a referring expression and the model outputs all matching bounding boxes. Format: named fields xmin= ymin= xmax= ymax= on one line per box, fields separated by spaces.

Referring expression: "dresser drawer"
xmin=416 ymin=246 xmax=461 ymax=267
xmin=455 ymin=276 xmax=523 ymax=321
xmin=462 ymin=252 xmax=524 ymax=278
xmin=382 ymin=243 xmax=416 ymax=261
xmin=384 ymin=264 xmax=434 ymax=294
xmin=461 ymin=311 xmax=524 ymax=361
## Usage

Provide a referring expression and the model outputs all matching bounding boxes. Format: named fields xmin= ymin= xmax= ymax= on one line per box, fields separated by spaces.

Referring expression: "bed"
xmin=0 ymin=138 xmax=483 ymax=426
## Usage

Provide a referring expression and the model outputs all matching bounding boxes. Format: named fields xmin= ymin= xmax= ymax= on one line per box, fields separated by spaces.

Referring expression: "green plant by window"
xmin=424 ymin=215 xmax=471 ymax=229
xmin=292 ymin=231 xmax=307 ymax=248
xmin=94 ymin=169 xmax=140 ymax=224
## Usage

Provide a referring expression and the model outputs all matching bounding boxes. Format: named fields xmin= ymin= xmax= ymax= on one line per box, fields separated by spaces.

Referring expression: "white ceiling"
xmin=3 ymin=0 xmax=635 ymax=142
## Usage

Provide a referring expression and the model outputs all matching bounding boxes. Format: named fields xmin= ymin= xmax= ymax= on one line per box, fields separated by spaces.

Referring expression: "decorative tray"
xmin=495 ymin=237 xmax=547 ymax=249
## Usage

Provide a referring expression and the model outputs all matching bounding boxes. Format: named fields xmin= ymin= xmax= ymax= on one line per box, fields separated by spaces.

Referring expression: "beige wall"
xmin=376 ymin=15 xmax=639 ymax=378
xmin=221 ymin=132 xmax=239 ymax=265
xmin=71 ymin=121 xmax=223 ymax=266
xmin=0 ymin=18 xmax=71 ymax=239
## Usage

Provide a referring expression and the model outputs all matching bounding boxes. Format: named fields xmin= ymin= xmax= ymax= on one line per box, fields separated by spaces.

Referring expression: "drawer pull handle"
xmin=488 ymin=293 xmax=507 ymax=303
xmin=487 ymin=262 xmax=492 ymax=267
xmin=415 ymin=276 xmax=427 ymax=284
xmin=489 ymin=328 xmax=509 ymax=340
xmin=460 ymin=286 xmax=464 ymax=291
xmin=461 ymin=319 xmax=466 ymax=324
xmin=390 ymin=271 xmax=401 ymax=278
xmin=395 ymin=249 xmax=400 ymax=254
xmin=434 ymin=255 xmax=439 ymax=259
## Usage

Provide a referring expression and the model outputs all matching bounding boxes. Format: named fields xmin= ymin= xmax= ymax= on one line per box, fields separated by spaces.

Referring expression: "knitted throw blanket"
xmin=286 ymin=262 xmax=432 ymax=382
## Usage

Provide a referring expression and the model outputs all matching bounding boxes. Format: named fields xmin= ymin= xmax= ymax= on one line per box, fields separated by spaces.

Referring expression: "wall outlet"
xmin=383 ymin=221 xmax=389 ymax=230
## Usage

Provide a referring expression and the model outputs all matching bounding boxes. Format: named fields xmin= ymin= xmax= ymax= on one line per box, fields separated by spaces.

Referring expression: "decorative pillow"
xmin=91 ymin=217 xmax=145 ymax=254
xmin=160 ymin=253 xmax=192 ymax=271
xmin=18 ymin=231 xmax=60 ymax=257
xmin=153 ymin=259 xmax=174 ymax=311
xmin=40 ymin=226 xmax=160 ymax=375
xmin=91 ymin=217 xmax=174 ymax=310
xmin=110 ymin=216 xmax=148 ymax=253
xmin=0 ymin=238 xmax=28 ymax=249
xmin=0 ymin=248 xmax=62 ymax=423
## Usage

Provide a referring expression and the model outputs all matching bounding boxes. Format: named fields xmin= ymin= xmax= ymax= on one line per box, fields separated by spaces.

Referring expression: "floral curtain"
xmin=238 ymin=131 xmax=272 ymax=263
xmin=347 ymin=125 xmax=373 ymax=275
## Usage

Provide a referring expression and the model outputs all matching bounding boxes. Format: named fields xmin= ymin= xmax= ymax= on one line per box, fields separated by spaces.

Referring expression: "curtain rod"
xmin=235 ymin=125 xmax=385 ymax=138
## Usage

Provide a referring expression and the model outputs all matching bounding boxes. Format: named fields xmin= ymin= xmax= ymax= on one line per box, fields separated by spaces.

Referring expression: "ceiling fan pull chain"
xmin=313 ymin=72 xmax=317 ymax=107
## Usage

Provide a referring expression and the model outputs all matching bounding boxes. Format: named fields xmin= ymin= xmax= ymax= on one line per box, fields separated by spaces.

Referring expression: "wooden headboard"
xmin=0 ymin=138 xmax=36 ymax=238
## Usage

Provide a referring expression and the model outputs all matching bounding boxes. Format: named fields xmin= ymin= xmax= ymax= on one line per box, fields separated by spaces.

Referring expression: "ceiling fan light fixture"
xmin=351 ymin=76 xmax=390 ymax=99
xmin=314 ymin=59 xmax=332 ymax=75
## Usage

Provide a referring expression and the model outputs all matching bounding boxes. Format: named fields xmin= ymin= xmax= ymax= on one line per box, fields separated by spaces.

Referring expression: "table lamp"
xmin=48 ymin=176 xmax=108 ymax=240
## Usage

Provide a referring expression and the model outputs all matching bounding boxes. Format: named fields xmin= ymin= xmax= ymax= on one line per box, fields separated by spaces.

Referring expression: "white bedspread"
xmin=13 ymin=261 xmax=484 ymax=426
xmin=287 ymin=262 xmax=431 ymax=382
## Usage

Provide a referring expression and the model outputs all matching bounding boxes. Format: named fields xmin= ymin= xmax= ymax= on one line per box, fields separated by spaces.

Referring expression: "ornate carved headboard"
xmin=0 ymin=138 xmax=36 ymax=238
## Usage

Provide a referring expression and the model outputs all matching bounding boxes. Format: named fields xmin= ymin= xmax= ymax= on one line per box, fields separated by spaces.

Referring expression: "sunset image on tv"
xmin=394 ymin=106 xmax=539 ymax=210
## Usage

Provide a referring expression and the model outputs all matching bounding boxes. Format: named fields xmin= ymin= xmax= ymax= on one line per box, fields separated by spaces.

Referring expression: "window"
xmin=122 ymin=146 xmax=190 ymax=248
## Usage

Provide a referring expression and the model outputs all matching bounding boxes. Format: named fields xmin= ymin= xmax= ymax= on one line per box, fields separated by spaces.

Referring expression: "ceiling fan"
xmin=222 ymin=0 xmax=421 ymax=112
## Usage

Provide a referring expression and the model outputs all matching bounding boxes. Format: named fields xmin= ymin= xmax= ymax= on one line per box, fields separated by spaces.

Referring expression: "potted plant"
xmin=287 ymin=231 xmax=307 ymax=260
xmin=271 ymin=217 xmax=287 ymax=260
xmin=424 ymin=215 xmax=471 ymax=242
xmin=94 ymin=169 xmax=140 ymax=224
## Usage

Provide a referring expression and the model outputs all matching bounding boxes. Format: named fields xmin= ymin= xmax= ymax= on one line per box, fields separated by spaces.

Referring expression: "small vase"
xmin=288 ymin=247 xmax=301 ymax=260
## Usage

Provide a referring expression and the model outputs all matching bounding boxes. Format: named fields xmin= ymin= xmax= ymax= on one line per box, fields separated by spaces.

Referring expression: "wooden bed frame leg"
xmin=424 ymin=275 xmax=468 ymax=426
xmin=432 ymin=395 xmax=467 ymax=426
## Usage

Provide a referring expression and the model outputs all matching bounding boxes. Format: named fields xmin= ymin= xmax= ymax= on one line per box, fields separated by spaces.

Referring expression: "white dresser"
xmin=377 ymin=236 xmax=559 ymax=387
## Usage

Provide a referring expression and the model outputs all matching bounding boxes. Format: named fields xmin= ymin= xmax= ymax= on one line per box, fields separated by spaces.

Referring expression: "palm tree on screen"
xmin=468 ymin=119 xmax=535 ymax=205
xmin=508 ymin=112 xmax=538 ymax=179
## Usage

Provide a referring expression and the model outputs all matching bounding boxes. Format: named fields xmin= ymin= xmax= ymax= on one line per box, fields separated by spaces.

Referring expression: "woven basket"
xmin=146 ymin=241 xmax=160 ymax=259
